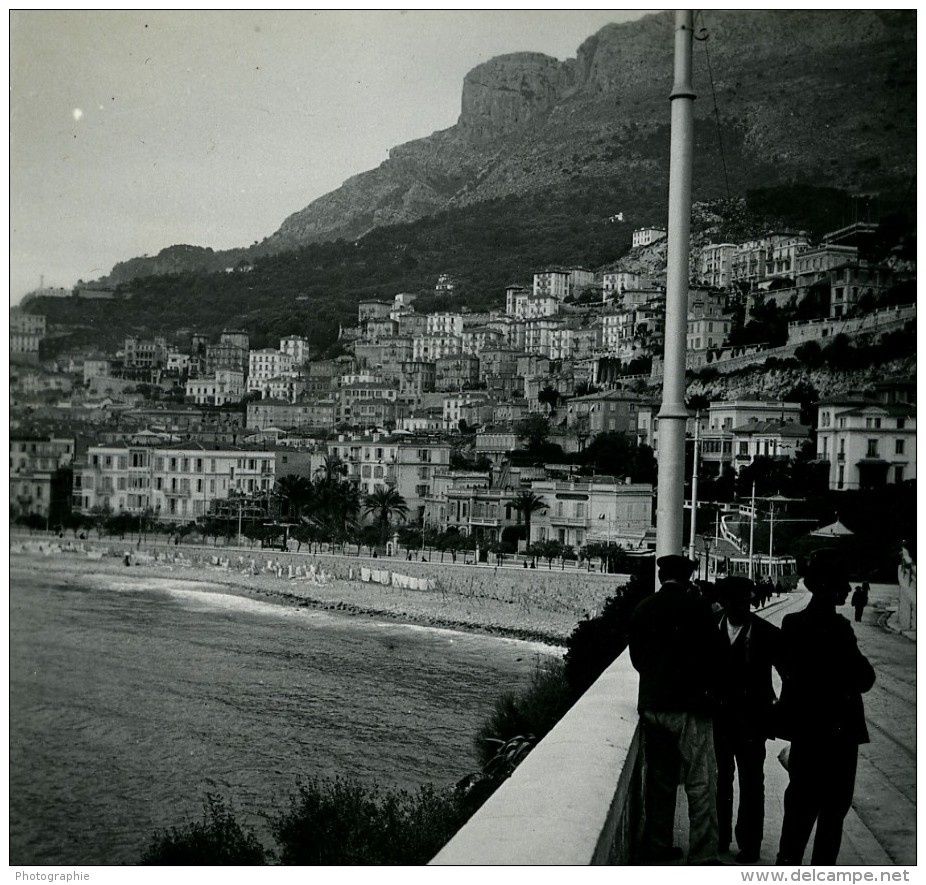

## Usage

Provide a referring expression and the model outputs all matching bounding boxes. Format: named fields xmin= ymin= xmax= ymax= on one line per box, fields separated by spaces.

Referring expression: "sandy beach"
xmin=10 ymin=535 xmax=627 ymax=647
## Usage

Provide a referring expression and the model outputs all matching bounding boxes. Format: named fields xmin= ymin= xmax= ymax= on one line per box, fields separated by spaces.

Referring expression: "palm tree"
xmin=362 ymin=487 xmax=409 ymax=548
xmin=319 ymin=454 xmax=345 ymax=485
xmin=507 ymin=489 xmax=547 ymax=552
xmin=311 ymin=476 xmax=361 ymax=546
xmin=275 ymin=474 xmax=314 ymax=521
xmin=538 ymin=385 xmax=560 ymax=417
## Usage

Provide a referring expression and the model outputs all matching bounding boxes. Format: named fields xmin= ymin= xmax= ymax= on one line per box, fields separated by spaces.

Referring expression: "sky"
xmin=8 ymin=9 xmax=654 ymax=305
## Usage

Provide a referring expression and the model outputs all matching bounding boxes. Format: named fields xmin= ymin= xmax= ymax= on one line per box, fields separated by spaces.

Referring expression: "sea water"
xmin=10 ymin=558 xmax=551 ymax=864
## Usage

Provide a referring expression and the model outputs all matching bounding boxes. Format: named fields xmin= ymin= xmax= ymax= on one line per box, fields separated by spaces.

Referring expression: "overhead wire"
xmin=694 ymin=11 xmax=732 ymax=201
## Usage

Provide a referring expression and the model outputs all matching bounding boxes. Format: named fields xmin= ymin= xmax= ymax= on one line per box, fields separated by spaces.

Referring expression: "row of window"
xmin=89 ymin=454 xmax=272 ymax=472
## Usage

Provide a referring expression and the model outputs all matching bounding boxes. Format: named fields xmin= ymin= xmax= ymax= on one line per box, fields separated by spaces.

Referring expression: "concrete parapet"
xmin=431 ymin=652 xmax=642 ymax=865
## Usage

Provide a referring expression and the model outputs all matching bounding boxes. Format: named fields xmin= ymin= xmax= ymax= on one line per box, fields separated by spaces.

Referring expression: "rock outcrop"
xmin=264 ymin=10 xmax=913 ymax=253
xmin=98 ymin=10 xmax=915 ymax=281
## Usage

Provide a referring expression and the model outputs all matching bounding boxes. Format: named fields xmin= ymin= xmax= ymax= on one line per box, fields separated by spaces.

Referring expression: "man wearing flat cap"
xmin=629 ymin=553 xmax=723 ymax=864
xmin=775 ymin=549 xmax=875 ymax=865
xmin=712 ymin=576 xmax=782 ymax=863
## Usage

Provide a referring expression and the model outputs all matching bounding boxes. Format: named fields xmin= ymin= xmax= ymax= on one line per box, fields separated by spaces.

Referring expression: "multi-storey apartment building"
xmin=793 ymin=244 xmax=858 ymax=294
xmin=524 ymin=316 xmax=563 ymax=357
xmin=328 ymin=433 xmax=452 ymax=522
xmin=474 ymin=426 xmax=519 ymax=464
xmin=263 ymin=374 xmax=306 ymax=403
xmin=397 ymin=361 xmax=437 ymax=399
xmin=185 ymin=369 xmax=245 ymax=406
xmin=443 ymin=392 xmax=493 ymax=431
xmin=687 ymin=314 xmax=732 ymax=355
xmin=435 ymin=355 xmax=480 ymax=391
xmin=565 ymin=389 xmax=643 ymax=436
xmin=827 ymin=262 xmax=893 ymax=318
xmin=10 ymin=310 xmax=46 ymax=362
xmin=602 ymin=271 xmax=650 ymax=299
xmin=632 ymin=227 xmax=667 ymax=248
xmin=698 ymin=243 xmax=736 ymax=289
xmin=396 ymin=313 xmax=428 ymax=338
xmin=478 ymin=348 xmax=521 ymax=383
xmin=486 ymin=316 xmax=527 ymax=351
xmin=506 ymin=288 xmax=559 ymax=320
xmin=10 ymin=434 xmax=76 ymax=520
xmin=426 ymin=312 xmax=464 ymax=337
xmin=336 ymin=381 xmax=399 ymax=426
xmin=816 ymin=398 xmax=916 ymax=491
xmin=423 ymin=471 xmax=524 ymax=548
xmin=767 ymin=233 xmax=811 ymax=279
xmin=529 ymin=477 xmax=654 ymax=550
xmin=412 ymin=333 xmax=462 ymax=362
xmin=72 ymin=441 xmax=275 ymax=523
xmin=280 ymin=336 xmax=310 ymax=365
xmin=123 ymin=335 xmax=170 ymax=371
xmin=699 ymin=400 xmax=803 ymax=477
xmin=204 ymin=337 xmax=249 ymax=376
xmin=533 ymin=269 xmax=571 ymax=302
xmin=248 ymin=349 xmax=296 ymax=394
xmin=732 ymin=238 xmax=771 ymax=288
xmin=461 ymin=325 xmax=504 ymax=357
xmin=358 ymin=300 xmax=393 ymax=323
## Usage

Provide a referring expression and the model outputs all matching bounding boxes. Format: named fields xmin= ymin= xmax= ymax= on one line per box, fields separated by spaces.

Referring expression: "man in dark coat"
xmin=851 ymin=584 xmax=869 ymax=623
xmin=713 ymin=577 xmax=783 ymax=863
xmin=629 ymin=554 xmax=723 ymax=865
xmin=775 ymin=549 xmax=876 ymax=865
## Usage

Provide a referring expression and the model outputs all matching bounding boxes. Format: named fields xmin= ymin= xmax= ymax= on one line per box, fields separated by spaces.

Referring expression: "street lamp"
xmin=700 ymin=533 xmax=713 ymax=582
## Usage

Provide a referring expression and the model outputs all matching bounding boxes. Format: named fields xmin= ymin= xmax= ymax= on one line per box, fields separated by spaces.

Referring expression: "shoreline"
xmin=10 ymin=540 xmax=609 ymax=648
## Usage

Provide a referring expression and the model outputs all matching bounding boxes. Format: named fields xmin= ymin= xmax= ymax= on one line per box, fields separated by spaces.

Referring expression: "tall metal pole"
xmin=748 ymin=481 xmax=756 ymax=581
xmin=688 ymin=409 xmax=700 ymax=565
xmin=655 ymin=9 xmax=696 ymax=585
xmin=768 ymin=499 xmax=774 ymax=566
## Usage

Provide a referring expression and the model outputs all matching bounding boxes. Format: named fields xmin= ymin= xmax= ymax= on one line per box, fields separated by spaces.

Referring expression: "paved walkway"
xmin=670 ymin=584 xmax=914 ymax=866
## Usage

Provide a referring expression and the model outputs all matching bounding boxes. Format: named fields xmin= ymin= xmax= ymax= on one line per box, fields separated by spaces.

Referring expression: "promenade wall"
xmin=431 ymin=651 xmax=643 ymax=865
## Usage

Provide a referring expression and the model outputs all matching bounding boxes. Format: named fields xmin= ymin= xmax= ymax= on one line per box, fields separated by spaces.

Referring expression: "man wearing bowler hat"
xmin=713 ymin=576 xmax=782 ymax=863
xmin=629 ymin=553 xmax=722 ymax=865
xmin=775 ymin=548 xmax=875 ymax=865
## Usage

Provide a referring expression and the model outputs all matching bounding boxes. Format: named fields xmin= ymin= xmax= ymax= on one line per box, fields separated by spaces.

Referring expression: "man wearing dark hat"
xmin=629 ymin=553 xmax=722 ymax=865
xmin=713 ymin=576 xmax=782 ymax=863
xmin=775 ymin=549 xmax=875 ymax=865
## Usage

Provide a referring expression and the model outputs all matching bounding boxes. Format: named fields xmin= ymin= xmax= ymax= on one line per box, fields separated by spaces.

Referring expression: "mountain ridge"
xmin=100 ymin=9 xmax=915 ymax=287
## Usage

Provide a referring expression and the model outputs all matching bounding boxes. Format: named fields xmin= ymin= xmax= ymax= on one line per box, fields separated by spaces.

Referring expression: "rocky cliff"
xmin=103 ymin=10 xmax=914 ymax=283
xmin=263 ymin=10 xmax=913 ymax=253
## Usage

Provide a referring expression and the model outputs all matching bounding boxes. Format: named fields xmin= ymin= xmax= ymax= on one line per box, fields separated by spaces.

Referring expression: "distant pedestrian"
xmin=775 ymin=549 xmax=875 ymax=865
xmin=630 ymin=554 xmax=722 ymax=865
xmin=851 ymin=584 xmax=869 ymax=623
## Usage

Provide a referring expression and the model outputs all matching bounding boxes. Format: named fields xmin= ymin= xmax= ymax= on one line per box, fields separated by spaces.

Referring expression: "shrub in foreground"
xmin=272 ymin=777 xmax=470 ymax=865
xmin=563 ymin=570 xmax=654 ymax=698
xmin=472 ymin=658 xmax=572 ymax=769
xmin=141 ymin=794 xmax=269 ymax=865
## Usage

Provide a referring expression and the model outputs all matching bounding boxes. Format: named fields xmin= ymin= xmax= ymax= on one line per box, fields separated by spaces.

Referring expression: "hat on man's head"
xmin=716 ymin=576 xmax=755 ymax=602
xmin=656 ymin=553 xmax=697 ymax=579
xmin=802 ymin=547 xmax=850 ymax=592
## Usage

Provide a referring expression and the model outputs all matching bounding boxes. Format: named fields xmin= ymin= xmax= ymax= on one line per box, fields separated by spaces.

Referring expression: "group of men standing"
xmin=629 ymin=548 xmax=875 ymax=866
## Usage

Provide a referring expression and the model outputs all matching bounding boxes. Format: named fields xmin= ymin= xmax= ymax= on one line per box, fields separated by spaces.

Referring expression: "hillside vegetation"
xmin=27 ymin=183 xmax=915 ymax=359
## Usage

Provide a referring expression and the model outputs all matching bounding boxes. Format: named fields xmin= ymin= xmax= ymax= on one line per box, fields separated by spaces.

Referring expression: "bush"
xmin=141 ymin=794 xmax=269 ymax=865
xmin=562 ymin=569 xmax=654 ymax=698
xmin=472 ymin=659 xmax=572 ymax=768
xmin=272 ymin=777 xmax=469 ymax=864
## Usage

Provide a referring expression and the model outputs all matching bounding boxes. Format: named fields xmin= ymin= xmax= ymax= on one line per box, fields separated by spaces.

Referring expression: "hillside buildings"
xmin=12 ymin=216 xmax=915 ymax=549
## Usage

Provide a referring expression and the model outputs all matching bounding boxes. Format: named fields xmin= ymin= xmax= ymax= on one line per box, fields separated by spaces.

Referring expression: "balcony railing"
xmin=548 ymin=515 xmax=587 ymax=527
